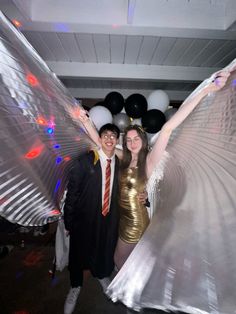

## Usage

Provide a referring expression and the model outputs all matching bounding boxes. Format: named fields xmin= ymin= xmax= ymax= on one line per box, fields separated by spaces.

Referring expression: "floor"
xmin=0 ymin=220 xmax=176 ymax=314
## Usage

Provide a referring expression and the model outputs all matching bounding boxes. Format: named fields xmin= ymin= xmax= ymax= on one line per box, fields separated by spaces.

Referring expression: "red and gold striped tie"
xmin=102 ymin=159 xmax=112 ymax=216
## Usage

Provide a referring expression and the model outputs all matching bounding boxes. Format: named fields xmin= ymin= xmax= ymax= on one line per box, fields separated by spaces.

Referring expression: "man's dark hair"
xmin=98 ymin=123 xmax=120 ymax=139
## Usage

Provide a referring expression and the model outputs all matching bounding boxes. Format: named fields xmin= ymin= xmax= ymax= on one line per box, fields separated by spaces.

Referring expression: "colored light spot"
xmin=0 ymin=197 xmax=7 ymax=205
xmin=54 ymin=23 xmax=69 ymax=32
xmin=25 ymin=147 xmax=42 ymax=159
xmin=56 ymin=156 xmax=62 ymax=164
xmin=12 ymin=19 xmax=22 ymax=28
xmin=64 ymin=156 xmax=71 ymax=162
xmin=232 ymin=79 xmax=236 ymax=87
xmin=53 ymin=144 xmax=60 ymax=149
xmin=50 ymin=209 xmax=61 ymax=216
xmin=36 ymin=117 xmax=47 ymax=125
xmin=51 ymin=276 xmax=59 ymax=287
xmin=54 ymin=180 xmax=61 ymax=193
xmin=46 ymin=127 xmax=54 ymax=134
xmin=26 ymin=74 xmax=39 ymax=86
xmin=23 ymin=250 xmax=44 ymax=267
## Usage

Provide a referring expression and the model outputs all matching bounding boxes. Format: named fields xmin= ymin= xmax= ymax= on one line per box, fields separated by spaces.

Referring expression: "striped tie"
xmin=102 ymin=159 xmax=112 ymax=216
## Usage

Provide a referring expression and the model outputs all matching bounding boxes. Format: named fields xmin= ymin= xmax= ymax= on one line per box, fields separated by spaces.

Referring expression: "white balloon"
xmin=89 ymin=106 xmax=113 ymax=130
xmin=131 ymin=118 xmax=142 ymax=126
xmin=147 ymin=90 xmax=170 ymax=112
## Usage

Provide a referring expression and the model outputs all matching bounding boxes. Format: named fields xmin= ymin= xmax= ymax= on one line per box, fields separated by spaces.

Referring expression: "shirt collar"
xmin=98 ymin=148 xmax=115 ymax=162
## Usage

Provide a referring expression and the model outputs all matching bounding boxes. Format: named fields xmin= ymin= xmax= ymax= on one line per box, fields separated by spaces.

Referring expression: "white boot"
xmin=98 ymin=277 xmax=111 ymax=292
xmin=64 ymin=287 xmax=81 ymax=314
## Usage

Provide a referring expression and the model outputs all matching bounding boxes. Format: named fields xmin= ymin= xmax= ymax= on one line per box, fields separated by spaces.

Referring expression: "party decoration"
xmin=0 ymin=12 xmax=93 ymax=226
xmin=130 ymin=118 xmax=142 ymax=126
xmin=147 ymin=90 xmax=169 ymax=112
xmin=141 ymin=109 xmax=166 ymax=133
xmin=164 ymin=107 xmax=178 ymax=120
xmin=104 ymin=92 xmax=124 ymax=114
xmin=89 ymin=106 xmax=113 ymax=130
xmin=113 ymin=113 xmax=130 ymax=132
xmin=146 ymin=131 xmax=160 ymax=146
xmin=125 ymin=94 xmax=147 ymax=118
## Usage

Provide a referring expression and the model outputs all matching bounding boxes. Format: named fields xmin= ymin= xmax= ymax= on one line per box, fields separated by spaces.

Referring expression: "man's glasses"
xmin=101 ymin=133 xmax=117 ymax=140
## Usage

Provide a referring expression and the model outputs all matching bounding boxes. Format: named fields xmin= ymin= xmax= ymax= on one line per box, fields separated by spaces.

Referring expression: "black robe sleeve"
xmin=63 ymin=157 xmax=86 ymax=231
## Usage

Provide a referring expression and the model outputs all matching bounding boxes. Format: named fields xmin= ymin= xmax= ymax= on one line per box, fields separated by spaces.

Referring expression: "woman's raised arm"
xmin=74 ymin=107 xmax=123 ymax=159
xmin=146 ymin=70 xmax=230 ymax=178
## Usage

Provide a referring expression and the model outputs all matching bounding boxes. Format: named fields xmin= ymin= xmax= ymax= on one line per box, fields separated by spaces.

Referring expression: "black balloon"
xmin=125 ymin=94 xmax=147 ymax=118
xmin=141 ymin=109 xmax=166 ymax=133
xmin=94 ymin=101 xmax=105 ymax=107
xmin=104 ymin=92 xmax=124 ymax=114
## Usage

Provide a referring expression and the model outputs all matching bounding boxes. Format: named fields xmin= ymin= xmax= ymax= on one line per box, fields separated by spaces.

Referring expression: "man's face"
xmin=99 ymin=130 xmax=118 ymax=156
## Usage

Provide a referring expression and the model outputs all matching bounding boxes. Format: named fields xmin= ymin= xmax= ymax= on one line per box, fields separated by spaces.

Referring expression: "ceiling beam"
xmin=47 ymin=61 xmax=220 ymax=82
xmin=20 ymin=22 xmax=236 ymax=40
xmin=68 ymin=87 xmax=190 ymax=101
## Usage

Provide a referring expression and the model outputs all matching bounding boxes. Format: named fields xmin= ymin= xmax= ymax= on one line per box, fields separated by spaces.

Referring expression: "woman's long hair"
xmin=120 ymin=125 xmax=149 ymax=183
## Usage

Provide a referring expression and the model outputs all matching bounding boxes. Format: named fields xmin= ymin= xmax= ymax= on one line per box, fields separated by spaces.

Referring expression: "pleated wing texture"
xmin=0 ymin=12 xmax=92 ymax=226
xmin=107 ymin=66 xmax=236 ymax=314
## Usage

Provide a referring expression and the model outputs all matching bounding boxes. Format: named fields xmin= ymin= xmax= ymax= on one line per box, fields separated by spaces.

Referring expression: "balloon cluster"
xmin=87 ymin=89 xmax=178 ymax=139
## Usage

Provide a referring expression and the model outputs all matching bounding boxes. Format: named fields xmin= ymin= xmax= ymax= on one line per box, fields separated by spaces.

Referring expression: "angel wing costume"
xmin=0 ymin=12 xmax=92 ymax=226
xmin=107 ymin=61 xmax=236 ymax=314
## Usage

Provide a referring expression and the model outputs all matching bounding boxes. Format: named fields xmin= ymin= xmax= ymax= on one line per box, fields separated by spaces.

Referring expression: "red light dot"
xmin=64 ymin=156 xmax=71 ymax=162
xmin=26 ymin=74 xmax=39 ymax=86
xmin=12 ymin=19 xmax=22 ymax=27
xmin=36 ymin=117 xmax=47 ymax=125
xmin=25 ymin=148 xmax=42 ymax=159
xmin=50 ymin=209 xmax=61 ymax=215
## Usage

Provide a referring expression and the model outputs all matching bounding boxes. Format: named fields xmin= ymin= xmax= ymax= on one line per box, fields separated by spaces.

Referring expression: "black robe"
xmin=64 ymin=150 xmax=119 ymax=281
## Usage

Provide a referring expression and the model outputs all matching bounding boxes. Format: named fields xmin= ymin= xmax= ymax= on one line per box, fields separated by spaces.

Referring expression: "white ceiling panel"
xmin=176 ymin=39 xmax=209 ymax=66
xmin=190 ymin=39 xmax=228 ymax=66
xmin=39 ymin=32 xmax=69 ymax=61
xmin=57 ymin=33 xmax=83 ymax=62
xmin=137 ymin=36 xmax=159 ymax=65
xmin=75 ymin=33 xmax=97 ymax=63
xmin=163 ymin=38 xmax=193 ymax=65
xmin=215 ymin=48 xmax=236 ymax=67
xmin=110 ymin=35 xmax=126 ymax=64
xmin=124 ymin=35 xmax=143 ymax=64
xmin=93 ymin=34 xmax=110 ymax=63
xmin=151 ymin=37 xmax=177 ymax=65
xmin=23 ymin=31 xmax=55 ymax=61
xmin=201 ymin=40 xmax=236 ymax=67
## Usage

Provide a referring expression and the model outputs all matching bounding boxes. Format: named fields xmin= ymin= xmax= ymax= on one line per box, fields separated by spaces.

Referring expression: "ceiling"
xmin=0 ymin=0 xmax=236 ymax=103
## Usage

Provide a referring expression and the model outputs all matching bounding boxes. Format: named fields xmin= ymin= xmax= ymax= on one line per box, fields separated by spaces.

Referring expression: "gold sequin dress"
xmin=119 ymin=167 xmax=149 ymax=243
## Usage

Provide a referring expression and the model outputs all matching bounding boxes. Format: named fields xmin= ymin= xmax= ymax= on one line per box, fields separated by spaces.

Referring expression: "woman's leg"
xmin=114 ymin=238 xmax=137 ymax=270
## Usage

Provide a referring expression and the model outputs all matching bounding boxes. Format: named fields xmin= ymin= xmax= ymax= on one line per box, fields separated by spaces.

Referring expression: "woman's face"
xmin=126 ymin=129 xmax=143 ymax=155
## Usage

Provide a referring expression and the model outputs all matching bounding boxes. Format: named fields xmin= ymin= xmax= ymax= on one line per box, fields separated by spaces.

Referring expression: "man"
xmin=63 ymin=123 xmax=120 ymax=314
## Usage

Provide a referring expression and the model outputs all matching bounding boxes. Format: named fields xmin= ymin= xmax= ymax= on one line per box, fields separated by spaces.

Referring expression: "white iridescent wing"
xmin=107 ymin=62 xmax=236 ymax=314
xmin=0 ymin=13 xmax=93 ymax=226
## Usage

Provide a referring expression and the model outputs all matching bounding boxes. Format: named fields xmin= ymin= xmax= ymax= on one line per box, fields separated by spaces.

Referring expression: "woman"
xmin=77 ymin=70 xmax=230 ymax=271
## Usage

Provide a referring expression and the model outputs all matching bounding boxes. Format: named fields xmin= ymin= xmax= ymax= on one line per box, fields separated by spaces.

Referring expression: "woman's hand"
xmin=78 ymin=107 xmax=90 ymax=124
xmin=206 ymin=71 xmax=230 ymax=93
xmin=69 ymin=107 xmax=90 ymax=124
